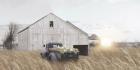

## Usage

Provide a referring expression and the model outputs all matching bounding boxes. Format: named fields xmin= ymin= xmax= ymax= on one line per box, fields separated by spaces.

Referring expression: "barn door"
xmin=73 ymin=45 xmax=88 ymax=56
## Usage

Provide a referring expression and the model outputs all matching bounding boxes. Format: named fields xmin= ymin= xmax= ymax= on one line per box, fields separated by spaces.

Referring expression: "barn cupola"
xmin=49 ymin=21 xmax=54 ymax=27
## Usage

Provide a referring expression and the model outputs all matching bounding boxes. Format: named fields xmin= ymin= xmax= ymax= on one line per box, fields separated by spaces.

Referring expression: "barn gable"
xmin=18 ymin=13 xmax=88 ymax=36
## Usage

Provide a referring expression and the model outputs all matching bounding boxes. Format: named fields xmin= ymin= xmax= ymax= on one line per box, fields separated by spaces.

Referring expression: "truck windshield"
xmin=47 ymin=43 xmax=63 ymax=48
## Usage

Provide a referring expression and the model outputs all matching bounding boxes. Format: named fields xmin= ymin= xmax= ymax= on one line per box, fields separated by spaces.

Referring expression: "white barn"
xmin=18 ymin=13 xmax=89 ymax=55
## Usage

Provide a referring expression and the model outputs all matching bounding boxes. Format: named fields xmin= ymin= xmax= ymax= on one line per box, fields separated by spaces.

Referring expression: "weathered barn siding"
xmin=18 ymin=13 xmax=89 ymax=50
xmin=18 ymin=29 xmax=30 ymax=50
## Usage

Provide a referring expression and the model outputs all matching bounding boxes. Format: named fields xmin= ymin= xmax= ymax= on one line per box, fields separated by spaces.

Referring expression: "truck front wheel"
xmin=49 ymin=52 xmax=58 ymax=61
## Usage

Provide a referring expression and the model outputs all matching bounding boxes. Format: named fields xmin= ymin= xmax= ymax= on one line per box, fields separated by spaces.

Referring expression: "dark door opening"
xmin=73 ymin=45 xmax=88 ymax=56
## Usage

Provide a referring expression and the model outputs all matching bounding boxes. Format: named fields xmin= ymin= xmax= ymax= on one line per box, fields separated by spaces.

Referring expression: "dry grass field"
xmin=1 ymin=47 xmax=140 ymax=70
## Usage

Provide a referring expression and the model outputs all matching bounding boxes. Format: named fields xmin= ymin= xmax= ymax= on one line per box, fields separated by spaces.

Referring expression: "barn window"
xmin=50 ymin=21 xmax=54 ymax=27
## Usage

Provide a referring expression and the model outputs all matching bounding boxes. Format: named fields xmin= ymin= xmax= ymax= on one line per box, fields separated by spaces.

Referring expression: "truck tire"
xmin=73 ymin=53 xmax=79 ymax=61
xmin=76 ymin=53 xmax=79 ymax=59
xmin=49 ymin=52 xmax=58 ymax=62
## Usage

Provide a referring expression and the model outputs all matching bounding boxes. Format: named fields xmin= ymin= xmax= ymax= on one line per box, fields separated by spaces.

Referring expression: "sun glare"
xmin=101 ymin=38 xmax=113 ymax=48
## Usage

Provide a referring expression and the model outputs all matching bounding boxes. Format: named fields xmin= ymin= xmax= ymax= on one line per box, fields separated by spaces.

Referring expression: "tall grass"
xmin=1 ymin=47 xmax=140 ymax=70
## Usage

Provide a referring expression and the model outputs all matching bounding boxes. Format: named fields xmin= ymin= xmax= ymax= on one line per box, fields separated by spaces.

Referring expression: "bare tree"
xmin=3 ymin=23 xmax=19 ymax=50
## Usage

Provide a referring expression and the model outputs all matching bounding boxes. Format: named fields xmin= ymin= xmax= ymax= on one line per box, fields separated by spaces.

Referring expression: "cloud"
xmin=107 ymin=0 xmax=128 ymax=4
xmin=49 ymin=0 xmax=92 ymax=8
xmin=0 ymin=0 xmax=33 ymax=7
xmin=91 ymin=0 xmax=129 ymax=4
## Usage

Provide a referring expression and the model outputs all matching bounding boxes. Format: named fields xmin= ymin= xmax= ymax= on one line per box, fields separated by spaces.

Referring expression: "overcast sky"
xmin=0 ymin=0 xmax=140 ymax=42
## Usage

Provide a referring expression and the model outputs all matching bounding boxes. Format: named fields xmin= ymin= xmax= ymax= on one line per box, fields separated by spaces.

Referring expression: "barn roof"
xmin=18 ymin=13 xmax=88 ymax=36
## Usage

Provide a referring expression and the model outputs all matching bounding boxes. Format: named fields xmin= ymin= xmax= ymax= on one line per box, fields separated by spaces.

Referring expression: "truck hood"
xmin=57 ymin=47 xmax=79 ymax=53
